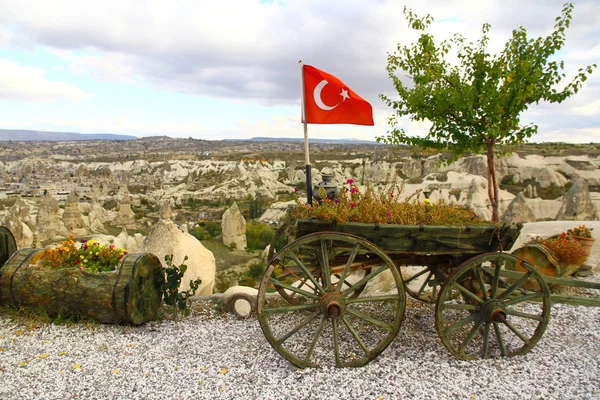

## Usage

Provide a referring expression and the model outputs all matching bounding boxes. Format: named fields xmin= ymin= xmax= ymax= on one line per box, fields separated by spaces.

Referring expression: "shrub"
xmin=246 ymin=222 xmax=277 ymax=251
xmin=568 ymin=225 xmax=593 ymax=238
xmin=162 ymin=254 xmax=201 ymax=318
xmin=293 ymin=181 xmax=492 ymax=226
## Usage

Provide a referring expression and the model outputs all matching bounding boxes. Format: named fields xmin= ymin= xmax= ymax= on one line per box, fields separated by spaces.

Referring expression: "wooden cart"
xmin=257 ymin=219 xmax=600 ymax=368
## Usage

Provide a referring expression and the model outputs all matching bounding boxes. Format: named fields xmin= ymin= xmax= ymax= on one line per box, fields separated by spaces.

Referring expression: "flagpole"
xmin=299 ymin=60 xmax=312 ymax=205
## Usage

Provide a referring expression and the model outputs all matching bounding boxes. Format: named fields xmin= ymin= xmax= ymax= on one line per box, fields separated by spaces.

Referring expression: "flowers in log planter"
xmin=42 ymin=236 xmax=128 ymax=272
xmin=567 ymin=225 xmax=593 ymax=238
xmin=293 ymin=180 xmax=492 ymax=226
xmin=528 ymin=232 xmax=588 ymax=267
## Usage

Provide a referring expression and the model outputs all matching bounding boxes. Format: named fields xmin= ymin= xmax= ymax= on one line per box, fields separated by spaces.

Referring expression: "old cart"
xmin=257 ymin=219 xmax=600 ymax=368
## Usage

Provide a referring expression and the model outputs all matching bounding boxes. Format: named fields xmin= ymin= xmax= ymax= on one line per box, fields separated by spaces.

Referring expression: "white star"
xmin=340 ymin=88 xmax=350 ymax=101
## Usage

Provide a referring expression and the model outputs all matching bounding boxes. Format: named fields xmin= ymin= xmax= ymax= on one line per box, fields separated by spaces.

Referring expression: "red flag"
xmin=302 ymin=65 xmax=374 ymax=126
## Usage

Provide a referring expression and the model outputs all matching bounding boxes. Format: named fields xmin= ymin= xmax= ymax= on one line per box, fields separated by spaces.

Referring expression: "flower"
xmin=292 ymin=183 xmax=491 ymax=226
xmin=294 ymin=187 xmax=300 ymax=192
xmin=42 ymin=237 xmax=127 ymax=273
xmin=346 ymin=179 xmax=354 ymax=185
xmin=528 ymin=235 xmax=588 ymax=266
xmin=567 ymin=225 xmax=593 ymax=238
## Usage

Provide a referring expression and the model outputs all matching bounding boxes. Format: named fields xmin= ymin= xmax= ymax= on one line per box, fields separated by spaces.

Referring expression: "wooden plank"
xmin=490 ymin=268 xmax=600 ymax=290
xmin=295 ymin=220 xmax=521 ymax=254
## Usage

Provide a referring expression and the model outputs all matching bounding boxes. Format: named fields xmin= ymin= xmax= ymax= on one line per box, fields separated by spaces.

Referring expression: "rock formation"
xmin=62 ymin=193 xmax=87 ymax=234
xmin=159 ymin=200 xmax=174 ymax=220
xmin=112 ymin=189 xmax=136 ymax=229
xmin=37 ymin=193 xmax=68 ymax=242
xmin=1 ymin=197 xmax=35 ymax=248
xmin=222 ymin=202 xmax=247 ymax=250
xmin=140 ymin=219 xmax=215 ymax=295
xmin=501 ymin=192 xmax=536 ymax=224
xmin=555 ymin=178 xmax=599 ymax=220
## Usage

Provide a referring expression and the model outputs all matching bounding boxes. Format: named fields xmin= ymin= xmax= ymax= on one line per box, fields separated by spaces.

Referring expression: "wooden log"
xmin=0 ymin=249 xmax=165 ymax=325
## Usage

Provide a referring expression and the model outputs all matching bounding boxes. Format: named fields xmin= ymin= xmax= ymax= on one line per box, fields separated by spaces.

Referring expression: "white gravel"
xmin=1 ymin=295 xmax=599 ymax=400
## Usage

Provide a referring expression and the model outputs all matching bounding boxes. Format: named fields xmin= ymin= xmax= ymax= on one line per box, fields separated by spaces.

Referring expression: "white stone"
xmin=222 ymin=202 xmax=247 ymax=250
xmin=141 ymin=219 xmax=215 ymax=295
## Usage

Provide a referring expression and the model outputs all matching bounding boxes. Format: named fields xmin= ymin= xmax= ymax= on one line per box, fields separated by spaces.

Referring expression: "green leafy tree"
xmin=378 ymin=3 xmax=596 ymax=222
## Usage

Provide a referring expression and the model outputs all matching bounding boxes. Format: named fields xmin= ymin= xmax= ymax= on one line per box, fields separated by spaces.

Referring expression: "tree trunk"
xmin=486 ymin=141 xmax=500 ymax=223
xmin=0 ymin=250 xmax=165 ymax=324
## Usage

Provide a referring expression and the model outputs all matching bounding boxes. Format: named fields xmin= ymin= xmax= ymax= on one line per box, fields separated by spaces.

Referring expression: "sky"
xmin=0 ymin=0 xmax=598 ymax=143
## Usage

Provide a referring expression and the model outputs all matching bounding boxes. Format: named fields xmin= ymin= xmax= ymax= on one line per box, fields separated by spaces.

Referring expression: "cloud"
xmin=0 ymin=0 xmax=598 ymax=139
xmin=0 ymin=58 xmax=88 ymax=102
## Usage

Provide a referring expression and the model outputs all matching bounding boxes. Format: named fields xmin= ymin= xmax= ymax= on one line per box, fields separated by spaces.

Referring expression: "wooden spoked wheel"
xmin=401 ymin=264 xmax=446 ymax=303
xmin=257 ymin=232 xmax=406 ymax=368
xmin=435 ymin=253 xmax=551 ymax=360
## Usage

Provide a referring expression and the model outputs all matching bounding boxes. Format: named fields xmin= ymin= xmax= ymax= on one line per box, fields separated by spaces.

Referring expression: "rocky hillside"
xmin=0 ymin=138 xmax=598 ymax=249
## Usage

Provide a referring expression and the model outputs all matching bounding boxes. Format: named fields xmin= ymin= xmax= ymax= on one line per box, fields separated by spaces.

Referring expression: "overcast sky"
xmin=0 ymin=0 xmax=598 ymax=142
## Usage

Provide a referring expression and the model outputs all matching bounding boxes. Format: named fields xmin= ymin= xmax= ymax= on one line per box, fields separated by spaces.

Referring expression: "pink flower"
xmin=346 ymin=179 xmax=354 ymax=185
xmin=390 ymin=194 xmax=394 ymax=197
xmin=350 ymin=187 xmax=359 ymax=194
xmin=386 ymin=211 xmax=391 ymax=219
xmin=80 ymin=239 xmax=87 ymax=243
xmin=350 ymin=202 xmax=356 ymax=208
xmin=294 ymin=187 xmax=300 ymax=192
xmin=78 ymin=266 xmax=84 ymax=271
xmin=334 ymin=198 xmax=340 ymax=203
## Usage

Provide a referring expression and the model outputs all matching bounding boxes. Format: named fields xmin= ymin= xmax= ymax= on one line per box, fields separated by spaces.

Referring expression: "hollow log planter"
xmin=0 ymin=248 xmax=165 ymax=325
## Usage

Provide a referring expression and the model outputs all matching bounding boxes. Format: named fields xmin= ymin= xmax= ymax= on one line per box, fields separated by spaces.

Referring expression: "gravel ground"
xmin=1 ymin=294 xmax=599 ymax=400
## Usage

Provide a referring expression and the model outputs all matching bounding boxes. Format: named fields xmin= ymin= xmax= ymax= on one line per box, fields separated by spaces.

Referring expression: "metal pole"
xmin=299 ymin=60 xmax=312 ymax=205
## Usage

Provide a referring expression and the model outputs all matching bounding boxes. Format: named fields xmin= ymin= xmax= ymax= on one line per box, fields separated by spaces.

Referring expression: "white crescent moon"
xmin=313 ymin=80 xmax=339 ymax=111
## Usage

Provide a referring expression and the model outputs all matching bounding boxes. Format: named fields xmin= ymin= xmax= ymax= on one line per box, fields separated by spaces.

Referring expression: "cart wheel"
xmin=267 ymin=220 xmax=292 ymax=264
xmin=401 ymin=264 xmax=445 ymax=303
xmin=258 ymin=232 xmax=406 ymax=368
xmin=435 ymin=253 xmax=551 ymax=360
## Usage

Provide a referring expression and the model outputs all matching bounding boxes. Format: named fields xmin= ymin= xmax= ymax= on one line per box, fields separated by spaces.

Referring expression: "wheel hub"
xmin=320 ymin=292 xmax=346 ymax=318
xmin=481 ymin=299 xmax=506 ymax=323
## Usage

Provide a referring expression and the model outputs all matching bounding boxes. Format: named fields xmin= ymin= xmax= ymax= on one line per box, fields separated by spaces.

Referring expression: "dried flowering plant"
xmin=293 ymin=180 xmax=493 ymax=226
xmin=42 ymin=236 xmax=128 ymax=273
xmin=527 ymin=232 xmax=588 ymax=266
xmin=567 ymin=225 xmax=593 ymax=238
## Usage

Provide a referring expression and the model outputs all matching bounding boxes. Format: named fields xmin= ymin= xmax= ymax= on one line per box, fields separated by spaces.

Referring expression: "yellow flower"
xmin=83 ymin=259 xmax=88 ymax=263
xmin=95 ymin=252 xmax=100 ymax=256
xmin=80 ymin=255 xmax=84 ymax=260
xmin=424 ymin=198 xmax=431 ymax=203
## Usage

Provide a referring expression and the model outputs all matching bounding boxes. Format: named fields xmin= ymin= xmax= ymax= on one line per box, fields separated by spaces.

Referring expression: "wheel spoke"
xmin=442 ymin=303 xmax=480 ymax=311
xmin=303 ymin=316 xmax=327 ymax=365
xmin=268 ymin=278 xmax=320 ymax=300
xmin=446 ymin=313 xmax=477 ymax=334
xmin=332 ymin=317 xmax=341 ymax=367
xmin=503 ymin=319 xmax=531 ymax=345
xmin=498 ymin=271 xmax=532 ymax=301
xmin=335 ymin=243 xmax=360 ymax=292
xmin=346 ymin=308 xmax=394 ymax=333
xmin=504 ymin=309 xmax=544 ymax=322
xmin=481 ymin=322 xmax=491 ymax=359
xmin=341 ymin=316 xmax=370 ymax=356
xmin=281 ymin=266 xmax=314 ymax=293
xmin=320 ymin=240 xmax=332 ymax=290
xmin=275 ymin=310 xmax=321 ymax=346
xmin=263 ymin=303 xmax=319 ymax=314
xmin=474 ymin=268 xmax=489 ymax=301
xmin=489 ymin=261 xmax=502 ymax=299
xmin=459 ymin=320 xmax=484 ymax=353
xmin=504 ymin=292 xmax=544 ymax=306
xmin=289 ymin=253 xmax=326 ymax=295
xmin=493 ymin=322 xmax=507 ymax=357
xmin=403 ymin=267 xmax=429 ymax=284
xmin=416 ymin=271 xmax=433 ymax=297
xmin=453 ymin=283 xmax=484 ymax=304
xmin=346 ymin=294 xmax=402 ymax=304
xmin=342 ymin=265 xmax=388 ymax=297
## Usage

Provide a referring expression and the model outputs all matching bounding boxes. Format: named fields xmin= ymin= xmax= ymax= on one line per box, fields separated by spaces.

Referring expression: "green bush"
xmin=246 ymin=222 xmax=276 ymax=251
xmin=190 ymin=221 xmax=222 ymax=241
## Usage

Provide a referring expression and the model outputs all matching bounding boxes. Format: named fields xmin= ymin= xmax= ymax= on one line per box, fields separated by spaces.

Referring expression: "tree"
xmin=378 ymin=3 xmax=596 ymax=222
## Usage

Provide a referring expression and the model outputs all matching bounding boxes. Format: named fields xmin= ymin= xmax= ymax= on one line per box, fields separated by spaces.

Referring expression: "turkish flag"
xmin=302 ymin=65 xmax=374 ymax=126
